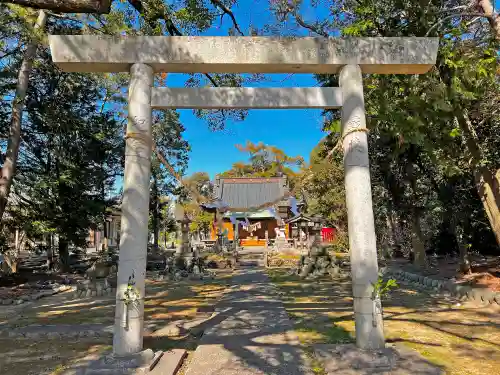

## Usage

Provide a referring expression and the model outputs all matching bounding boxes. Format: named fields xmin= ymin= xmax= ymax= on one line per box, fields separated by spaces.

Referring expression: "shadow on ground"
xmin=183 ymin=269 xmax=313 ymax=375
xmin=0 ymin=271 xmax=234 ymax=375
xmin=268 ymin=269 xmax=500 ymax=375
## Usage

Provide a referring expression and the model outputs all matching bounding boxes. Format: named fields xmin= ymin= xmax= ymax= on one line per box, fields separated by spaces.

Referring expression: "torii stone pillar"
xmin=113 ymin=63 xmax=153 ymax=355
xmin=48 ymin=35 xmax=438 ymax=356
xmin=340 ymin=64 xmax=383 ymax=348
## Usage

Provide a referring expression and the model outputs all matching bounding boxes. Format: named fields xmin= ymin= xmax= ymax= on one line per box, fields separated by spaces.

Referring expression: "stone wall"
xmin=0 ymin=283 xmax=75 ymax=305
xmin=382 ymin=268 xmax=500 ymax=305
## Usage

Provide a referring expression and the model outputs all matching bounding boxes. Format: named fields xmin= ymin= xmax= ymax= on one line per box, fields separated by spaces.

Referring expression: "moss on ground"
xmin=268 ymin=269 xmax=500 ymax=375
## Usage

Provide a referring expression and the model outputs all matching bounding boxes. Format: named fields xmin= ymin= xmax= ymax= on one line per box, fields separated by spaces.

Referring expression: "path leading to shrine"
xmin=184 ymin=269 xmax=313 ymax=375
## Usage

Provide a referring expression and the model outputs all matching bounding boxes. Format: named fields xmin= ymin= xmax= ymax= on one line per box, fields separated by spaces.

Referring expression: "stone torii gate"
xmin=49 ymin=35 xmax=438 ymax=358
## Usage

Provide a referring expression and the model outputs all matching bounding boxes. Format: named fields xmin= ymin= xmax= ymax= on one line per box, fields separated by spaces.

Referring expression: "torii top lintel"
xmin=49 ymin=36 xmax=438 ymax=75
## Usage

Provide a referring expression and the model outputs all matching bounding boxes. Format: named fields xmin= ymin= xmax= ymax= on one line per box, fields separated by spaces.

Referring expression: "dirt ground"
xmin=0 ymin=271 xmax=233 ymax=375
xmin=268 ymin=269 xmax=500 ymax=375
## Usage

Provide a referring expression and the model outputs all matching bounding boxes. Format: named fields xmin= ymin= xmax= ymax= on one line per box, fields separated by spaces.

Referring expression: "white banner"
xmin=243 ymin=222 xmax=261 ymax=232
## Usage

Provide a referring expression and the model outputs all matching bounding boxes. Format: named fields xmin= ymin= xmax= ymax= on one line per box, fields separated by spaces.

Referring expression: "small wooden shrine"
xmin=201 ymin=176 xmax=304 ymax=247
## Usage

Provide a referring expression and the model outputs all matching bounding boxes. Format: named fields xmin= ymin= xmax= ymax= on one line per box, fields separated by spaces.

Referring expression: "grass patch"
xmin=268 ymin=269 xmax=500 ymax=375
xmin=0 ymin=271 xmax=233 ymax=375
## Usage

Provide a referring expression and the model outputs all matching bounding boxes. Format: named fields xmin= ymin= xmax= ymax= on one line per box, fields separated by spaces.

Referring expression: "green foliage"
xmin=149 ymin=110 xmax=189 ymax=246
xmin=0 ymin=12 xmax=126 ymax=255
xmin=325 ymin=230 xmax=349 ymax=253
xmin=311 ymin=0 xmax=500 ymax=257
xmin=177 ymin=171 xmax=214 ymax=236
xmin=15 ymin=44 xmax=122 ymax=249
xmin=372 ymin=277 xmax=398 ymax=300
xmin=222 ymin=141 xmax=305 ymax=189
xmin=296 ymin=138 xmax=347 ymax=229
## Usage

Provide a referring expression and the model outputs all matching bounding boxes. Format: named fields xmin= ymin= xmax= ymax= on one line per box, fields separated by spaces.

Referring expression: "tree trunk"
xmin=474 ymin=167 xmax=500 ymax=247
xmin=103 ymin=219 xmax=108 ymax=250
xmin=3 ymin=0 xmax=111 ymax=13
xmin=151 ymin=177 xmax=159 ymax=249
xmin=453 ymin=224 xmax=471 ymax=274
xmin=477 ymin=0 xmax=500 ymax=40
xmin=411 ymin=208 xmax=426 ymax=267
xmin=3 ymin=251 xmax=19 ymax=274
xmin=456 ymin=114 xmax=500 ymax=247
xmin=58 ymin=238 xmax=69 ymax=271
xmin=386 ymin=200 xmax=404 ymax=257
xmin=48 ymin=234 xmax=54 ymax=270
xmin=0 ymin=10 xmax=47 ymax=223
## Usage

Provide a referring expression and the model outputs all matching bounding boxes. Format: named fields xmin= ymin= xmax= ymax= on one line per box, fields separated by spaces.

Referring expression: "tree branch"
xmin=0 ymin=46 xmax=21 ymax=60
xmin=426 ymin=12 xmax=493 ymax=36
xmin=287 ymin=5 xmax=329 ymax=37
xmin=47 ymin=11 xmax=104 ymax=33
xmin=476 ymin=0 xmax=500 ymax=39
xmin=126 ymin=0 xmax=219 ymax=86
xmin=1 ymin=0 xmax=111 ymax=14
xmin=209 ymin=0 xmax=244 ymax=36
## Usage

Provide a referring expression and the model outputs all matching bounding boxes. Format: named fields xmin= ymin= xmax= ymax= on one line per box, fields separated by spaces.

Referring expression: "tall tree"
xmin=296 ymin=134 xmax=347 ymax=229
xmin=1 ymin=0 xmax=257 ymax=225
xmin=0 ymin=6 xmax=47 ymax=223
xmin=180 ymin=172 xmax=214 ymax=240
xmin=287 ymin=0 xmax=500 ymax=250
xmin=149 ymin=110 xmax=189 ymax=248
xmin=222 ymin=141 xmax=305 ymax=189
xmin=11 ymin=30 xmax=123 ymax=267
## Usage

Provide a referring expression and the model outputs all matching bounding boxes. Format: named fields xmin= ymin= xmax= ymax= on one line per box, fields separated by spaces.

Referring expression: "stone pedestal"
xmin=80 ymin=349 xmax=162 ymax=375
xmin=65 ymin=349 xmax=188 ymax=375
xmin=313 ymin=344 xmax=443 ymax=375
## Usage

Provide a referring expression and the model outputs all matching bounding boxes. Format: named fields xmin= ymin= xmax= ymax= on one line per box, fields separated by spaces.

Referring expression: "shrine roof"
xmin=285 ymin=213 xmax=313 ymax=224
xmin=213 ymin=176 xmax=289 ymax=210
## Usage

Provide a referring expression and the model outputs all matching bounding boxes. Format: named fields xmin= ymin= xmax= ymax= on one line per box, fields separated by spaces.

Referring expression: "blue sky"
xmin=163 ymin=0 xmax=330 ymax=179
xmin=172 ymin=75 xmax=325 ymax=179
xmin=128 ymin=0 xmax=500 ymax=180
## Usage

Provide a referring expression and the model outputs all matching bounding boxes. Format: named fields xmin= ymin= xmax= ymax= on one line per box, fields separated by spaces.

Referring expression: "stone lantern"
xmin=174 ymin=204 xmax=191 ymax=258
xmin=309 ymin=215 xmax=324 ymax=256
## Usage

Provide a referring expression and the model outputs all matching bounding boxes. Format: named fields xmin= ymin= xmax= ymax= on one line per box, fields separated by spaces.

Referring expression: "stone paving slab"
xmin=149 ymin=349 xmax=187 ymax=375
xmin=61 ymin=349 xmax=164 ymax=375
xmin=314 ymin=344 xmax=444 ymax=375
xmin=184 ymin=269 xmax=313 ymax=375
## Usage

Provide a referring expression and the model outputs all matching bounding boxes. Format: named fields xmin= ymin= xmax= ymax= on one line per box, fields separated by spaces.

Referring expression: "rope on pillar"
xmin=326 ymin=127 xmax=370 ymax=158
